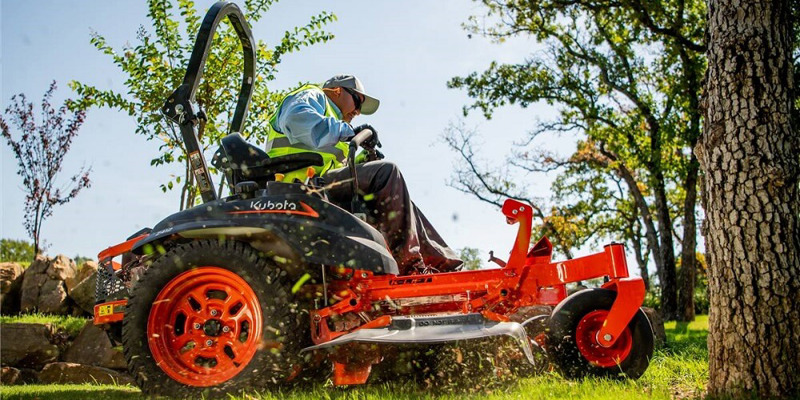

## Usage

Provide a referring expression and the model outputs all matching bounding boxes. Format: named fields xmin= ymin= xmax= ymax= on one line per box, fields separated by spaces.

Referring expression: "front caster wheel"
xmin=122 ymin=240 xmax=302 ymax=397
xmin=547 ymin=288 xmax=654 ymax=379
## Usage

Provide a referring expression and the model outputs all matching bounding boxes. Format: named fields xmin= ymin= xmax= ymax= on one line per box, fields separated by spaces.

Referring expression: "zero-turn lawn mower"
xmin=92 ymin=2 xmax=655 ymax=397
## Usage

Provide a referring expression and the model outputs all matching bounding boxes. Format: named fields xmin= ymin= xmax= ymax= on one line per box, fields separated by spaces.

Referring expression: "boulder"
xmin=68 ymin=271 xmax=96 ymax=314
xmin=20 ymin=254 xmax=76 ymax=314
xmin=39 ymin=279 xmax=71 ymax=314
xmin=19 ymin=267 xmax=47 ymax=313
xmin=20 ymin=254 xmax=52 ymax=312
xmin=17 ymin=368 xmax=40 ymax=384
xmin=46 ymin=254 xmax=77 ymax=282
xmin=39 ymin=362 xmax=134 ymax=386
xmin=63 ymin=323 xmax=127 ymax=370
xmin=641 ymin=306 xmax=667 ymax=348
xmin=0 ymin=323 xmax=59 ymax=368
xmin=67 ymin=260 xmax=97 ymax=292
xmin=0 ymin=262 xmax=25 ymax=314
xmin=1 ymin=366 xmax=20 ymax=385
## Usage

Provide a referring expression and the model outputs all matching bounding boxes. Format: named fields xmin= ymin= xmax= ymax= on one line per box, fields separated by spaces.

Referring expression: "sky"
xmin=1 ymin=0 xmax=583 ymax=266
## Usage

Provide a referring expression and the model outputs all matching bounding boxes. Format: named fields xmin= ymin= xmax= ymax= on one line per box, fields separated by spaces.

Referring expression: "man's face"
xmin=335 ymin=87 xmax=364 ymax=123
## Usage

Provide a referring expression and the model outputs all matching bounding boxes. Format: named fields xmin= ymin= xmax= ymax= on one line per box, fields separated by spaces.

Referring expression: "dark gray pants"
xmin=325 ymin=160 xmax=462 ymax=275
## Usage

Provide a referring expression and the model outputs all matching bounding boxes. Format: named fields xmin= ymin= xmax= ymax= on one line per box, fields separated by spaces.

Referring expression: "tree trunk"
xmin=614 ymin=161 xmax=665 ymax=288
xmin=677 ymin=43 xmax=703 ymax=323
xmin=33 ymin=201 xmax=42 ymax=256
xmin=652 ymin=174 xmax=679 ymax=320
xmin=678 ymin=154 xmax=699 ymax=321
xmin=631 ymin=235 xmax=649 ymax=291
xmin=699 ymin=0 xmax=800 ymax=397
xmin=630 ymin=204 xmax=649 ymax=290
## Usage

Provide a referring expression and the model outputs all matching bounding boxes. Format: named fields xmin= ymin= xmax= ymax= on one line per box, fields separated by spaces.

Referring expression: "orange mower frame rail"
xmin=306 ymin=202 xmax=645 ymax=384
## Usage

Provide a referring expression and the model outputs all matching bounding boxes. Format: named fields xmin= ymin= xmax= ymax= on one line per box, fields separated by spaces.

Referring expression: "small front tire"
xmin=546 ymin=288 xmax=653 ymax=379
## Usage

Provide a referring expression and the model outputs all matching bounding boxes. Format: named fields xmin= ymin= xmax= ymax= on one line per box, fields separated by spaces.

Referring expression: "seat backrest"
xmin=212 ymin=133 xmax=325 ymax=185
xmin=219 ymin=133 xmax=270 ymax=170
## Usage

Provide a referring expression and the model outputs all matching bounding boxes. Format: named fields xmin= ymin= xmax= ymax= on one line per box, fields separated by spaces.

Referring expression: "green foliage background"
xmin=0 ymin=238 xmax=35 ymax=263
xmin=70 ymin=0 xmax=336 ymax=208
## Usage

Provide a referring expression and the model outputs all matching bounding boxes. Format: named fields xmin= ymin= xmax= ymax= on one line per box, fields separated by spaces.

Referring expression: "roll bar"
xmin=161 ymin=1 xmax=256 ymax=203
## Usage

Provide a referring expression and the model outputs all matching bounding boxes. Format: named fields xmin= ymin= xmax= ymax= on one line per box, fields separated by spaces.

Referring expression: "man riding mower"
xmin=92 ymin=2 xmax=655 ymax=397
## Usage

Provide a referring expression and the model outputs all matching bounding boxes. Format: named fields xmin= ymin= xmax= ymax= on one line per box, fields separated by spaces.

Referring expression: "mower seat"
xmin=212 ymin=133 xmax=323 ymax=182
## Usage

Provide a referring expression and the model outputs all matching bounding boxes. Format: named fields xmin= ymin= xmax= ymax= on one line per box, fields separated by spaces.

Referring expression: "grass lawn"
xmin=0 ymin=313 xmax=88 ymax=338
xmin=0 ymin=316 xmax=709 ymax=400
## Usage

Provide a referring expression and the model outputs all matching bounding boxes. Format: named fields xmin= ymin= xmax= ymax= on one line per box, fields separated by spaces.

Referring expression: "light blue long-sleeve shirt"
xmin=272 ymin=87 xmax=355 ymax=148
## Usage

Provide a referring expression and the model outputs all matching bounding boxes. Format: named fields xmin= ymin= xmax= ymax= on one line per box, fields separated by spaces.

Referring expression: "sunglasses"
xmin=342 ymin=87 xmax=363 ymax=112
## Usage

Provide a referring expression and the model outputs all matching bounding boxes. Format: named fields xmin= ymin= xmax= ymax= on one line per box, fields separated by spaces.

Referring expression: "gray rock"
xmin=1 ymin=366 xmax=20 ymax=384
xmin=39 ymin=362 xmax=134 ymax=386
xmin=0 ymin=262 xmax=25 ymax=314
xmin=0 ymin=323 xmax=59 ymax=368
xmin=641 ymin=306 xmax=667 ymax=348
xmin=46 ymin=255 xmax=77 ymax=282
xmin=26 ymin=254 xmax=50 ymax=274
xmin=68 ymin=271 xmax=96 ymax=313
xmin=40 ymin=279 xmax=71 ymax=314
xmin=63 ymin=323 xmax=127 ymax=370
xmin=67 ymin=260 xmax=97 ymax=293
xmin=19 ymin=254 xmax=76 ymax=315
xmin=20 ymin=270 xmax=47 ymax=313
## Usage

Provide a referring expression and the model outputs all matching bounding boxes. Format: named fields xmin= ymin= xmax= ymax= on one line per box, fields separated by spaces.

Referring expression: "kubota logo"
xmin=250 ymin=199 xmax=297 ymax=211
xmin=227 ymin=201 xmax=319 ymax=218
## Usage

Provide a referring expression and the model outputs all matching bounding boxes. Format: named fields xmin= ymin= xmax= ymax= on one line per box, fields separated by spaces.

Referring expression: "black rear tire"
xmin=547 ymin=288 xmax=653 ymax=379
xmin=122 ymin=240 xmax=304 ymax=398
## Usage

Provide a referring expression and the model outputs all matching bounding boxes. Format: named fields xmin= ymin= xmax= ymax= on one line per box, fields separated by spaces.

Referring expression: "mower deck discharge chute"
xmin=92 ymin=1 xmax=655 ymax=396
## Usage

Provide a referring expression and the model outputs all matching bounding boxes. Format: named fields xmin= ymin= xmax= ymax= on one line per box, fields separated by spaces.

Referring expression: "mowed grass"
xmin=0 ymin=316 xmax=709 ymax=400
xmin=0 ymin=384 xmax=140 ymax=400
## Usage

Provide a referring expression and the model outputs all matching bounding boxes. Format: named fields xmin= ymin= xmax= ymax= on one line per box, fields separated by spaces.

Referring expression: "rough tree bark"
xmin=698 ymin=0 xmax=800 ymax=397
xmin=678 ymin=154 xmax=700 ymax=321
xmin=677 ymin=42 xmax=704 ymax=322
xmin=652 ymin=175 xmax=679 ymax=319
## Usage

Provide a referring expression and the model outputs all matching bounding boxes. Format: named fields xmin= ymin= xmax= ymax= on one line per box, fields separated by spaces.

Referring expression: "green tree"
xmin=548 ymin=143 xmax=653 ymax=288
xmin=70 ymin=0 xmax=335 ymax=209
xmin=446 ymin=0 xmax=705 ymax=320
xmin=0 ymin=239 xmax=36 ymax=263
xmin=458 ymin=247 xmax=485 ymax=270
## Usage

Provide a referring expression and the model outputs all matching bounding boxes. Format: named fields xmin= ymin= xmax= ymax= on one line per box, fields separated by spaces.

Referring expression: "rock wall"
xmin=0 ymin=254 xmax=128 ymax=385
xmin=0 ymin=262 xmax=24 ymax=313
xmin=2 ymin=254 xmax=98 ymax=316
xmin=0 ymin=321 xmax=131 ymax=385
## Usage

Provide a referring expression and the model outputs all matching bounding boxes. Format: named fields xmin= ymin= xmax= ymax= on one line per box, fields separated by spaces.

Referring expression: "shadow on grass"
xmin=663 ymin=317 xmax=708 ymax=361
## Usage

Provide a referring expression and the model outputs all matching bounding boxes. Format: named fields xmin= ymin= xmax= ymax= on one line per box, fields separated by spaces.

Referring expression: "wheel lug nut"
xmin=603 ymin=334 xmax=613 ymax=341
xmin=206 ymin=340 xmax=213 ymax=346
xmin=222 ymin=326 xmax=230 ymax=333
xmin=210 ymin=310 xmax=218 ymax=316
xmin=193 ymin=323 xmax=201 ymax=330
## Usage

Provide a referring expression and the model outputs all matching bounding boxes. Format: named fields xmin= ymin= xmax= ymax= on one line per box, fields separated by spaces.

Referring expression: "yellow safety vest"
xmin=266 ymin=84 xmax=350 ymax=177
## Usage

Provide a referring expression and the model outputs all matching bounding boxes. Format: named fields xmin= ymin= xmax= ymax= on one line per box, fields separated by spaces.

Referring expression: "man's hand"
xmin=353 ymin=124 xmax=381 ymax=149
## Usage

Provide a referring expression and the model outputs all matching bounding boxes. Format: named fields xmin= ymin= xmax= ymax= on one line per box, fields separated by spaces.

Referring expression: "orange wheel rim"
xmin=147 ymin=267 xmax=262 ymax=386
xmin=574 ymin=310 xmax=632 ymax=368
